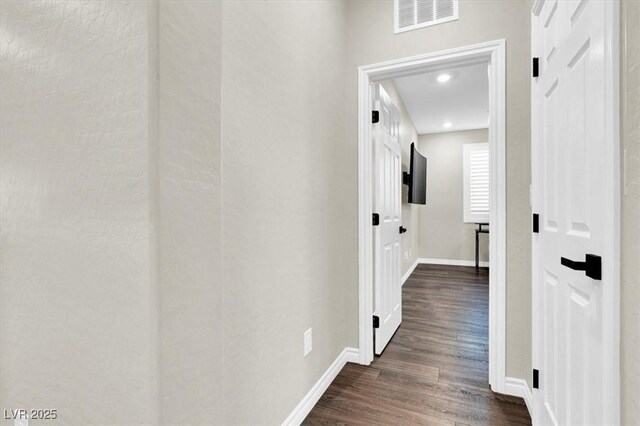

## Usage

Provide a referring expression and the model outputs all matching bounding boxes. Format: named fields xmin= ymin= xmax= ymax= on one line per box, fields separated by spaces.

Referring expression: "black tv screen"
xmin=408 ymin=143 xmax=426 ymax=204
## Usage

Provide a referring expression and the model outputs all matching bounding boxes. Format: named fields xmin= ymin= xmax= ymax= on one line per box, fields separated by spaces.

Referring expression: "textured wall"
xmin=0 ymin=1 xmax=158 ymax=424
xmin=380 ymin=81 xmax=422 ymax=276
xmin=418 ymin=130 xmax=490 ymax=263
xmin=221 ymin=1 xmax=354 ymax=423
xmin=157 ymin=1 xmax=224 ymax=424
xmin=346 ymin=0 xmax=533 ymax=384
xmin=621 ymin=0 xmax=640 ymax=424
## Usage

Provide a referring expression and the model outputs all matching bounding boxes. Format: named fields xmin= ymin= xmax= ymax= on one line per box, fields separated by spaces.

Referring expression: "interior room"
xmin=1 ymin=1 xmax=638 ymax=425
xmin=393 ymin=63 xmax=491 ymax=269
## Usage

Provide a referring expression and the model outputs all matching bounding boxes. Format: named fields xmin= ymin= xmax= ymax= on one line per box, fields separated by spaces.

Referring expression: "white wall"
xmin=621 ymin=1 xmax=640 ymax=424
xmin=5 ymin=1 xmax=603 ymax=423
xmin=418 ymin=130 xmax=489 ymax=263
xmin=346 ymin=0 xmax=533 ymax=385
xmin=1 ymin=2 xmax=354 ymax=424
xmin=0 ymin=1 xmax=158 ymax=424
xmin=380 ymin=81 xmax=422 ymax=275
xmin=157 ymin=1 xmax=224 ymax=423
xmin=220 ymin=1 xmax=355 ymax=423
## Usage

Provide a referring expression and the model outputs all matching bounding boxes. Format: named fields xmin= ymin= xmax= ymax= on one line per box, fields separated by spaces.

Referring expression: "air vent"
xmin=395 ymin=0 xmax=459 ymax=34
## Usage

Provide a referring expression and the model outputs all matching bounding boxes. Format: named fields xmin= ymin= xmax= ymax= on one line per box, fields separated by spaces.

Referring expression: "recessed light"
xmin=437 ymin=73 xmax=451 ymax=83
xmin=443 ymin=122 xmax=452 ymax=128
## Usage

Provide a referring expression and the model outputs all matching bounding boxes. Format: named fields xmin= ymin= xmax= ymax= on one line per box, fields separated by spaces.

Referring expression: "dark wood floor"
xmin=304 ymin=264 xmax=531 ymax=425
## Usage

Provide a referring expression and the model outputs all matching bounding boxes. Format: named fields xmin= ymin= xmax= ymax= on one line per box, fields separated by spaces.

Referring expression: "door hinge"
xmin=532 ymin=57 xmax=539 ymax=78
xmin=372 ymin=213 xmax=380 ymax=226
xmin=533 ymin=369 xmax=539 ymax=389
xmin=533 ymin=213 xmax=539 ymax=233
xmin=372 ymin=110 xmax=379 ymax=123
xmin=373 ymin=315 xmax=380 ymax=329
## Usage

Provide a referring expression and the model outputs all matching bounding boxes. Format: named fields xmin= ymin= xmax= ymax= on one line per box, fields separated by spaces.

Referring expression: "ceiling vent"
xmin=395 ymin=0 xmax=459 ymax=34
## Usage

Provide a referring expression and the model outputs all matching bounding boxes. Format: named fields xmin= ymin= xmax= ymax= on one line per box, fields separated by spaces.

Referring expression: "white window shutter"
xmin=395 ymin=0 xmax=458 ymax=34
xmin=463 ymin=143 xmax=489 ymax=223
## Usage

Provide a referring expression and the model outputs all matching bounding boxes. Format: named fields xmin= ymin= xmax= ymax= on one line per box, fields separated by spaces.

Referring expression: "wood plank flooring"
xmin=303 ymin=264 xmax=531 ymax=425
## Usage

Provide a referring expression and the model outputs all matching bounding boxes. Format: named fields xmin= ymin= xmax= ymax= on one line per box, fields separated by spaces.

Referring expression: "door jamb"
xmin=357 ymin=39 xmax=508 ymax=393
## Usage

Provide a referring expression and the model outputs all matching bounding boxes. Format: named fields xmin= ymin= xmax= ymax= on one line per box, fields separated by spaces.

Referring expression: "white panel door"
xmin=373 ymin=84 xmax=402 ymax=355
xmin=532 ymin=0 xmax=618 ymax=424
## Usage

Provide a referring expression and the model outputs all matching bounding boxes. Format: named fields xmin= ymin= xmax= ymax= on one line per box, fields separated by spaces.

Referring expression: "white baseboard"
xmin=420 ymin=257 xmax=489 ymax=268
xmin=282 ymin=347 xmax=359 ymax=426
xmin=401 ymin=258 xmax=421 ymax=285
xmin=402 ymin=258 xmax=489 ymax=285
xmin=503 ymin=377 xmax=533 ymax=419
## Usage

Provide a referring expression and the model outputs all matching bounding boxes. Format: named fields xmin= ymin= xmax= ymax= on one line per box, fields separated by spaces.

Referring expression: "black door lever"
xmin=560 ymin=254 xmax=601 ymax=280
xmin=399 ymin=226 xmax=407 ymax=234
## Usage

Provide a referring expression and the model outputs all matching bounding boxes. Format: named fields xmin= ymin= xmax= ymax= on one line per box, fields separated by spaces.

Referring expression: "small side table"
xmin=475 ymin=223 xmax=489 ymax=270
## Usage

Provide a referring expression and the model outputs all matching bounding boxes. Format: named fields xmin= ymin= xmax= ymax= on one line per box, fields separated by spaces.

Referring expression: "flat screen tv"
xmin=404 ymin=143 xmax=426 ymax=204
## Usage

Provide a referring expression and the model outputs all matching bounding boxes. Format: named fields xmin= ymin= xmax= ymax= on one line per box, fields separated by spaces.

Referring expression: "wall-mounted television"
xmin=403 ymin=143 xmax=427 ymax=204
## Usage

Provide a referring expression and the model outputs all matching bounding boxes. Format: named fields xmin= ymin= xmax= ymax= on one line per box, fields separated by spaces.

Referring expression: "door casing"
xmin=356 ymin=39 xmax=509 ymax=394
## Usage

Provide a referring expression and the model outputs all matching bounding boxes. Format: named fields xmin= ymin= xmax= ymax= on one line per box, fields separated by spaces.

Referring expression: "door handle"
xmin=399 ymin=226 xmax=407 ymax=234
xmin=560 ymin=254 xmax=601 ymax=280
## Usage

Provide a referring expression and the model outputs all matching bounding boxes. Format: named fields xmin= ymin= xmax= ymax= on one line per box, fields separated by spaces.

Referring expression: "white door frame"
xmin=530 ymin=0 xmax=621 ymax=423
xmin=357 ymin=39 xmax=509 ymax=393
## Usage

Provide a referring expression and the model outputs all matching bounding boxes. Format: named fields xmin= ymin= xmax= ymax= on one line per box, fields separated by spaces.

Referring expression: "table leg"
xmin=475 ymin=230 xmax=479 ymax=270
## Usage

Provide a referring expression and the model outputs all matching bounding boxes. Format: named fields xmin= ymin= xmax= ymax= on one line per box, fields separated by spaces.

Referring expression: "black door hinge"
xmin=533 ymin=369 xmax=539 ymax=389
xmin=372 ymin=213 xmax=380 ymax=226
xmin=533 ymin=213 xmax=539 ymax=233
xmin=532 ymin=57 xmax=539 ymax=77
xmin=373 ymin=316 xmax=380 ymax=329
xmin=372 ymin=110 xmax=379 ymax=123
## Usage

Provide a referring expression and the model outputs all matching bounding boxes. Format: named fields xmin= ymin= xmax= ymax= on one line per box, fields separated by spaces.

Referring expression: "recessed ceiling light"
xmin=443 ymin=122 xmax=452 ymax=128
xmin=437 ymin=73 xmax=451 ymax=83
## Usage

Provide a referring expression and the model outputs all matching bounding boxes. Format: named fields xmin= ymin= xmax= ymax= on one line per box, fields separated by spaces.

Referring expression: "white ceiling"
xmin=392 ymin=62 xmax=489 ymax=135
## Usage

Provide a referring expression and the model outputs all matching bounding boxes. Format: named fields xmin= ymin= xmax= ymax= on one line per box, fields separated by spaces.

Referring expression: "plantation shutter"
xmin=463 ymin=143 xmax=489 ymax=223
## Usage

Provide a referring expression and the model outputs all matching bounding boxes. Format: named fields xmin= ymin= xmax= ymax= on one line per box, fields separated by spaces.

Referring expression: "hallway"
xmin=304 ymin=264 xmax=531 ymax=425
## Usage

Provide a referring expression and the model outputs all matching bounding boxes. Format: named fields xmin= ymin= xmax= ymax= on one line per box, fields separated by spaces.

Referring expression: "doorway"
xmin=357 ymin=40 xmax=511 ymax=394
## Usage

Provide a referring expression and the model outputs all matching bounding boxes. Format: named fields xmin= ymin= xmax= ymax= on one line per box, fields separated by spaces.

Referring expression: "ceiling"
xmin=392 ymin=62 xmax=489 ymax=135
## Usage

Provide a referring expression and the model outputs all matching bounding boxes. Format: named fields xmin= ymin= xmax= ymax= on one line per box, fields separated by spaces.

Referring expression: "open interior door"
xmin=372 ymin=84 xmax=402 ymax=355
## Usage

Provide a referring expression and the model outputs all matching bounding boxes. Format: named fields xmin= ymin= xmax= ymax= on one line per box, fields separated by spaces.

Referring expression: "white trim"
xmin=420 ymin=257 xmax=489 ymax=268
xmin=531 ymin=0 xmax=544 ymax=16
xmin=530 ymin=6 xmax=543 ymax=425
xmin=503 ymin=377 xmax=533 ymax=420
xmin=403 ymin=258 xmax=490 ymax=286
xmin=401 ymin=258 xmax=420 ymax=285
xmin=282 ymin=347 xmax=359 ymax=426
xmin=357 ymin=40 xmax=508 ymax=393
xmin=487 ymin=38 xmax=507 ymax=394
xmin=604 ymin=3 xmax=621 ymax=422
xmin=530 ymin=6 xmax=541 ymax=423
xmin=357 ymin=63 xmax=374 ymax=365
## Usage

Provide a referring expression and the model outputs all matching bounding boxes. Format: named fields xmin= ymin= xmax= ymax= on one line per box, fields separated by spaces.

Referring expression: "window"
xmin=394 ymin=0 xmax=459 ymax=34
xmin=463 ymin=143 xmax=489 ymax=223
